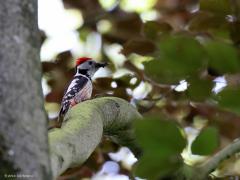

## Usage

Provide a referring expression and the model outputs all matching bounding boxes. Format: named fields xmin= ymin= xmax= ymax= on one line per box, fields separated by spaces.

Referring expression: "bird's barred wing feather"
xmin=59 ymin=75 xmax=89 ymax=119
xmin=74 ymin=80 xmax=92 ymax=103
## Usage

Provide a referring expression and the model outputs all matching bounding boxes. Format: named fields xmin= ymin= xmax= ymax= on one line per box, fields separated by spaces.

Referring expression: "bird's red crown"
xmin=76 ymin=57 xmax=92 ymax=66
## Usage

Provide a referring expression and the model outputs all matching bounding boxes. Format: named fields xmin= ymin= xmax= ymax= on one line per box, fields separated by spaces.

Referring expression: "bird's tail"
xmin=57 ymin=108 xmax=65 ymax=128
xmin=58 ymin=114 xmax=64 ymax=124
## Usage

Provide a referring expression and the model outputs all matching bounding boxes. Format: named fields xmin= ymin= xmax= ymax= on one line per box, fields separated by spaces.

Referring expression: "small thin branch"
xmin=230 ymin=0 xmax=240 ymax=20
xmin=177 ymin=139 xmax=240 ymax=180
xmin=143 ymin=74 xmax=172 ymax=89
xmin=192 ymin=138 xmax=240 ymax=179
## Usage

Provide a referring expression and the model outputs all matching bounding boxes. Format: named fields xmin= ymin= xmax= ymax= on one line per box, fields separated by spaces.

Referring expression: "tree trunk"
xmin=0 ymin=0 xmax=51 ymax=179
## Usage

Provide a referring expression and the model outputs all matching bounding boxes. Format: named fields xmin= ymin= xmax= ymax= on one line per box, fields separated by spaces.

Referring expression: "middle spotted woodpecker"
xmin=58 ymin=57 xmax=108 ymax=125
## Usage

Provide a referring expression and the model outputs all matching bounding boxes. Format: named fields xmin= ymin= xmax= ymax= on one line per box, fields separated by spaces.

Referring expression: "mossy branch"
xmin=48 ymin=97 xmax=141 ymax=178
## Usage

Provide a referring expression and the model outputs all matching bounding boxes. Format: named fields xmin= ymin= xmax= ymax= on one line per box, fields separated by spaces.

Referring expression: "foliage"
xmin=41 ymin=0 xmax=240 ymax=179
xmin=191 ymin=126 xmax=219 ymax=155
xmin=134 ymin=117 xmax=186 ymax=179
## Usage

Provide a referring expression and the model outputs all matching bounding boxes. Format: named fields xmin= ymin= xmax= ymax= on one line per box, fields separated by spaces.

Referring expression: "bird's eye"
xmin=89 ymin=61 xmax=92 ymax=65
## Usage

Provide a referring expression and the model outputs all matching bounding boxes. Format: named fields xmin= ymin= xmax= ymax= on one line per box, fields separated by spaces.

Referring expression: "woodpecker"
xmin=58 ymin=57 xmax=108 ymax=125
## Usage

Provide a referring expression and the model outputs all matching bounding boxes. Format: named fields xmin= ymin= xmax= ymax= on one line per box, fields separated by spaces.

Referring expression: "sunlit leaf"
xmin=191 ymin=126 xmax=219 ymax=155
xmin=204 ymin=41 xmax=240 ymax=74
xmin=79 ymin=28 xmax=92 ymax=41
xmin=120 ymin=0 xmax=157 ymax=12
xmin=99 ymin=0 xmax=117 ymax=10
xmin=134 ymin=117 xmax=186 ymax=179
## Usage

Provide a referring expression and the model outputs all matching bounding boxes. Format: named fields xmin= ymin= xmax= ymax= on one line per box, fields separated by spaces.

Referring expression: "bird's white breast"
xmin=75 ymin=80 xmax=93 ymax=103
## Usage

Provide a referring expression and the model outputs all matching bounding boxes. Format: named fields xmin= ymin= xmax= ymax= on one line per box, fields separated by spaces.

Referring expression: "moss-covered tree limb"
xmin=49 ymin=97 xmax=141 ymax=178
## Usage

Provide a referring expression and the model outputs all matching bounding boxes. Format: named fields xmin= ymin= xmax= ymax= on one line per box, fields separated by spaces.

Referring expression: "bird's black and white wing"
xmin=58 ymin=75 xmax=89 ymax=121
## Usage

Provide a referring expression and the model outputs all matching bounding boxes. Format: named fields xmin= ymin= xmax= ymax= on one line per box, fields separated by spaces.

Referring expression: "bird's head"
xmin=75 ymin=57 xmax=108 ymax=78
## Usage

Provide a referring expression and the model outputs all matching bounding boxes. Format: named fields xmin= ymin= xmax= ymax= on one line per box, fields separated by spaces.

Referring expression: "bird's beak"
xmin=95 ymin=62 xmax=108 ymax=68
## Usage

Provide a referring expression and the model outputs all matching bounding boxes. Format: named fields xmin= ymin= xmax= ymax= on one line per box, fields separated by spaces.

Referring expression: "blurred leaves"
xmin=191 ymin=126 xmax=219 ymax=155
xmin=145 ymin=35 xmax=205 ymax=83
xmin=187 ymin=77 xmax=214 ymax=102
xmin=103 ymin=13 xmax=143 ymax=44
xmin=40 ymin=0 xmax=240 ymax=178
xmin=200 ymin=0 xmax=231 ymax=16
xmin=43 ymin=51 xmax=74 ymax=103
xmin=134 ymin=117 xmax=186 ymax=179
xmin=120 ymin=0 xmax=157 ymax=12
xmin=63 ymin=0 xmax=103 ymax=13
xmin=143 ymin=21 xmax=172 ymax=39
xmin=122 ymin=38 xmax=155 ymax=56
xmin=216 ymin=87 xmax=240 ymax=115
xmin=189 ymin=12 xmax=229 ymax=32
xmin=204 ymin=41 xmax=240 ymax=74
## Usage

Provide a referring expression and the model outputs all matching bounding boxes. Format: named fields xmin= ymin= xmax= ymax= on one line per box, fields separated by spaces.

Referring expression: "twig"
xmin=191 ymin=138 xmax=240 ymax=180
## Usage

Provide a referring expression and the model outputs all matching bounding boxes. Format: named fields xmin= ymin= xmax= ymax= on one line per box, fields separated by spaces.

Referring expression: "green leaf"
xmin=200 ymin=0 xmax=231 ymax=16
xmin=134 ymin=117 xmax=186 ymax=179
xmin=191 ymin=127 xmax=219 ymax=155
xmin=216 ymin=87 xmax=240 ymax=115
xmin=187 ymin=77 xmax=214 ymax=101
xmin=135 ymin=117 xmax=186 ymax=154
xmin=143 ymin=21 xmax=172 ymax=39
xmin=204 ymin=41 xmax=240 ymax=74
xmin=144 ymin=35 xmax=205 ymax=83
xmin=135 ymin=152 xmax=182 ymax=180
xmin=189 ymin=12 xmax=229 ymax=35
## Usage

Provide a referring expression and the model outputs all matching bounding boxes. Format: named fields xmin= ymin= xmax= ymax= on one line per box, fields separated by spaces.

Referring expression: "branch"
xmin=180 ymin=138 xmax=240 ymax=180
xmin=194 ymin=138 xmax=240 ymax=179
xmin=48 ymin=97 xmax=141 ymax=178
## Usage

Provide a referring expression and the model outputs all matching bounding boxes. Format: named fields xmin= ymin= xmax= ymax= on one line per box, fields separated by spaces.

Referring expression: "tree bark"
xmin=49 ymin=97 xmax=141 ymax=178
xmin=0 ymin=0 xmax=51 ymax=179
